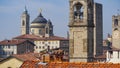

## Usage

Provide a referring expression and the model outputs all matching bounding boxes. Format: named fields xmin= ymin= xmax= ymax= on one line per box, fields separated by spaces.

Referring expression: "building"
xmin=0 ymin=53 xmax=40 ymax=68
xmin=0 ymin=39 xmax=35 ymax=58
xmin=30 ymin=12 xmax=54 ymax=37
xmin=69 ymin=0 xmax=94 ymax=62
xmin=68 ymin=0 xmax=103 ymax=62
xmin=21 ymin=8 xmax=54 ymax=37
xmin=106 ymin=47 xmax=120 ymax=63
xmin=19 ymin=8 xmax=69 ymax=54
xmin=112 ymin=14 xmax=120 ymax=49
xmin=14 ymin=34 xmax=69 ymax=54
xmin=94 ymin=3 xmax=103 ymax=56
xmin=21 ymin=7 xmax=30 ymax=35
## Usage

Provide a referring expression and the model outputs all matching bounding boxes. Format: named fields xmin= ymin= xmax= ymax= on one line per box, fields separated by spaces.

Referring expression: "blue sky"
xmin=0 ymin=0 xmax=120 ymax=40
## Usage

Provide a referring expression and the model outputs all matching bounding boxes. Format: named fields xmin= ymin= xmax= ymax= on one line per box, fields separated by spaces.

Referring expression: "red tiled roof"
xmin=13 ymin=34 xmax=40 ymax=40
xmin=21 ymin=61 xmax=120 ymax=68
xmin=0 ymin=39 xmax=26 ymax=45
xmin=12 ymin=53 xmax=41 ymax=61
xmin=13 ymin=34 xmax=68 ymax=41
xmin=35 ymin=36 xmax=68 ymax=41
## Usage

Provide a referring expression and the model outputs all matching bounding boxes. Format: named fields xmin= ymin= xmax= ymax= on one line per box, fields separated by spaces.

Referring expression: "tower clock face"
xmin=113 ymin=31 xmax=119 ymax=38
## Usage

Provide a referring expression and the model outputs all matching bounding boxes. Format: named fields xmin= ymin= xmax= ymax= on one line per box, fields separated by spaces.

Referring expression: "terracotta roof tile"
xmin=0 ymin=39 xmax=26 ymax=45
xmin=13 ymin=34 xmax=40 ymax=40
xmin=12 ymin=53 xmax=41 ymax=61
xmin=21 ymin=61 xmax=120 ymax=68
xmin=35 ymin=36 xmax=68 ymax=41
xmin=13 ymin=34 xmax=68 ymax=41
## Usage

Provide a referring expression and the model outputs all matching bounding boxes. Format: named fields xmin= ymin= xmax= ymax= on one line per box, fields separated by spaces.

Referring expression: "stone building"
xmin=30 ymin=12 xmax=54 ymax=37
xmin=68 ymin=0 xmax=103 ymax=62
xmin=0 ymin=39 xmax=35 ymax=58
xmin=21 ymin=8 xmax=53 ymax=37
xmin=21 ymin=7 xmax=30 ymax=35
xmin=19 ymin=9 xmax=69 ymax=53
xmin=94 ymin=3 xmax=103 ymax=56
xmin=68 ymin=0 xmax=94 ymax=62
xmin=14 ymin=34 xmax=69 ymax=54
xmin=112 ymin=15 xmax=120 ymax=49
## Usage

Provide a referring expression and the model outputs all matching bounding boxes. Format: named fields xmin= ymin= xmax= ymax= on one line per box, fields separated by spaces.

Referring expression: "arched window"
xmin=46 ymin=28 xmax=48 ymax=34
xmin=114 ymin=19 xmax=118 ymax=26
xmin=22 ymin=20 xmax=25 ymax=26
xmin=74 ymin=2 xmax=83 ymax=20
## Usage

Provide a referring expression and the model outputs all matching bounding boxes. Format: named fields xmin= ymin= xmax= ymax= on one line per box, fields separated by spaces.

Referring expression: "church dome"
xmin=32 ymin=13 xmax=47 ymax=23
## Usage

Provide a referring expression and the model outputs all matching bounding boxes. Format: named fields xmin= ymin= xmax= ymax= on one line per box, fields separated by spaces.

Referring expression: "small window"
xmin=42 ymin=46 xmax=45 ymax=49
xmin=114 ymin=19 xmax=118 ymax=26
xmin=22 ymin=20 xmax=25 ymax=26
xmin=42 ymin=42 xmax=44 ymax=44
xmin=118 ymin=51 xmax=120 ymax=58
xmin=39 ymin=46 xmax=41 ymax=49
xmin=8 ymin=46 xmax=10 ymax=49
xmin=46 ymin=28 xmax=48 ymax=34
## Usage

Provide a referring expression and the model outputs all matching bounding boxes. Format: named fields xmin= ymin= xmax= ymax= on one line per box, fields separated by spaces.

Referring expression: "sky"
xmin=0 ymin=0 xmax=120 ymax=40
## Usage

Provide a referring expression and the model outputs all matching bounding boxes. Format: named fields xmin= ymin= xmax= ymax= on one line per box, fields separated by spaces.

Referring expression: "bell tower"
xmin=112 ymin=15 xmax=120 ymax=49
xmin=69 ymin=0 xmax=94 ymax=62
xmin=21 ymin=7 xmax=30 ymax=35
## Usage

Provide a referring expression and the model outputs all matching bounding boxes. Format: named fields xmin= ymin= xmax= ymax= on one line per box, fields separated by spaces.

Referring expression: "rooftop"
xmin=21 ymin=61 xmax=120 ymax=68
xmin=13 ymin=34 xmax=68 ymax=41
xmin=0 ymin=39 xmax=27 ymax=45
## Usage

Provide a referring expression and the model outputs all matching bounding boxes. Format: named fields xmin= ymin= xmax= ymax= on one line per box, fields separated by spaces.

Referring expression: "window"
xmin=39 ymin=46 xmax=41 ymax=49
xmin=42 ymin=42 xmax=44 ymax=44
xmin=2 ymin=46 xmax=4 ymax=48
xmin=39 ymin=29 xmax=42 ymax=34
xmin=8 ymin=45 xmax=10 ymax=49
xmin=118 ymin=51 xmax=120 ymax=58
xmin=42 ymin=46 xmax=45 ymax=49
xmin=46 ymin=28 xmax=48 ymax=34
xmin=22 ymin=20 xmax=25 ymax=26
xmin=74 ymin=2 xmax=83 ymax=20
xmin=11 ymin=52 xmax=13 ymax=54
xmin=114 ymin=19 xmax=118 ymax=26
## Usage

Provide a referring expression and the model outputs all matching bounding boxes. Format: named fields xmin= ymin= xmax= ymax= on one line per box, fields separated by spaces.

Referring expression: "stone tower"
xmin=21 ymin=7 xmax=30 ymax=35
xmin=69 ymin=0 xmax=94 ymax=62
xmin=112 ymin=15 xmax=120 ymax=49
xmin=93 ymin=3 xmax=103 ymax=56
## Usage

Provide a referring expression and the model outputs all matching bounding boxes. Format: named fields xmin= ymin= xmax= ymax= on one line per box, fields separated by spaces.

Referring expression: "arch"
xmin=22 ymin=20 xmax=25 ymax=26
xmin=114 ymin=28 xmax=118 ymax=31
xmin=73 ymin=2 xmax=84 ymax=20
xmin=114 ymin=19 xmax=118 ymax=26
xmin=46 ymin=28 xmax=49 ymax=34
